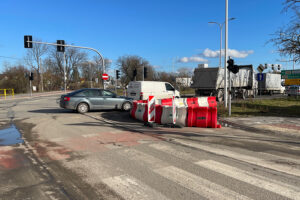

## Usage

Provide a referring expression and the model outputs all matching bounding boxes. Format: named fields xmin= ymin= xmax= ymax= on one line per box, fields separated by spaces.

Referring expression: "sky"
xmin=0 ymin=0 xmax=296 ymax=74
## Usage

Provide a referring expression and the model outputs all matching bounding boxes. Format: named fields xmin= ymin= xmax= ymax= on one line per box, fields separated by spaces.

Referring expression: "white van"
xmin=127 ymin=81 xmax=180 ymax=100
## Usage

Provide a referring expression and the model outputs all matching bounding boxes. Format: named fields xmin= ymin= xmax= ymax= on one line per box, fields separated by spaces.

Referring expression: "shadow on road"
xmin=28 ymin=108 xmax=75 ymax=114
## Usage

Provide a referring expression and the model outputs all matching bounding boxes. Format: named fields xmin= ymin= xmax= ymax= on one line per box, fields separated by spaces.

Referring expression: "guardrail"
xmin=0 ymin=89 xmax=14 ymax=99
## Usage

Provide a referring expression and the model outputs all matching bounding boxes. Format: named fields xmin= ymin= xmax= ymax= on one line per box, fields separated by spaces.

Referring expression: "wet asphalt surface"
xmin=0 ymin=95 xmax=300 ymax=200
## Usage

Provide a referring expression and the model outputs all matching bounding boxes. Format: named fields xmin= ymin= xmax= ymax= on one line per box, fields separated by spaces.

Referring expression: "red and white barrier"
xmin=130 ymin=96 xmax=220 ymax=128
xmin=147 ymin=96 xmax=155 ymax=122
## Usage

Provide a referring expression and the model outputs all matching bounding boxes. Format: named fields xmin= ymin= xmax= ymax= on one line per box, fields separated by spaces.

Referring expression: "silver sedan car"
xmin=59 ymin=88 xmax=133 ymax=113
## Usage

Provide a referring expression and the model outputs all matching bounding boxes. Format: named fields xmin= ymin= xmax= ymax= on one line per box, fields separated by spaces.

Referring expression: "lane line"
xmin=196 ymin=160 xmax=300 ymax=200
xmin=102 ymin=174 xmax=170 ymax=200
xmin=174 ymin=139 xmax=300 ymax=177
xmin=154 ymin=166 xmax=252 ymax=200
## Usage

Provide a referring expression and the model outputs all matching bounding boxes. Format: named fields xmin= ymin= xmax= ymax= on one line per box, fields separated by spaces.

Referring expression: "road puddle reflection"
xmin=0 ymin=125 xmax=24 ymax=146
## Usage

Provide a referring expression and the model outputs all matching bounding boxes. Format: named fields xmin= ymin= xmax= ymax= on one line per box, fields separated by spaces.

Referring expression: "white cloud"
xmin=153 ymin=65 xmax=161 ymax=69
xmin=178 ymin=56 xmax=208 ymax=63
xmin=203 ymin=48 xmax=254 ymax=58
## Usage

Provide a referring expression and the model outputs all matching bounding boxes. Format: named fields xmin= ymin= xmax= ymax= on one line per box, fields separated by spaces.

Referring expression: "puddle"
xmin=0 ymin=125 xmax=24 ymax=146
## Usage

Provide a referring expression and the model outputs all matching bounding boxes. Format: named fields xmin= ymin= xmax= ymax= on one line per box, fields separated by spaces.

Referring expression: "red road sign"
xmin=102 ymin=73 xmax=109 ymax=80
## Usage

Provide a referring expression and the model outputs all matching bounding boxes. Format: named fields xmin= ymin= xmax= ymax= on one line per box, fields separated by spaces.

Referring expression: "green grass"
xmin=218 ymin=97 xmax=300 ymax=117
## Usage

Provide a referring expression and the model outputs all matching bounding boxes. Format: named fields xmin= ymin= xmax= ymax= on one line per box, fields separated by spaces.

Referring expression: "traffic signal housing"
xmin=57 ymin=40 xmax=65 ymax=52
xmin=227 ymin=58 xmax=239 ymax=74
xmin=29 ymin=72 xmax=34 ymax=81
xmin=24 ymin=35 xmax=33 ymax=48
xmin=133 ymin=69 xmax=137 ymax=77
xmin=116 ymin=70 xmax=120 ymax=79
xmin=144 ymin=67 xmax=148 ymax=79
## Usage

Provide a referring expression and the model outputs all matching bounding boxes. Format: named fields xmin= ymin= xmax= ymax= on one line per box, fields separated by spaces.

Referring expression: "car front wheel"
xmin=122 ymin=102 xmax=132 ymax=111
xmin=77 ymin=103 xmax=89 ymax=113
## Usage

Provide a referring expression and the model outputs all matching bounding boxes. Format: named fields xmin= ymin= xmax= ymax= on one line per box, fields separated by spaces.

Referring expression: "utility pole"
xmin=224 ymin=0 xmax=228 ymax=108
xmin=63 ymin=52 xmax=67 ymax=93
xmin=142 ymin=64 xmax=144 ymax=81
xmin=39 ymin=58 xmax=44 ymax=92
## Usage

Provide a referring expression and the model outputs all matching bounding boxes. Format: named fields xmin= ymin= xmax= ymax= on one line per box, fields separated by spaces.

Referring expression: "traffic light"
xmin=116 ymin=70 xmax=120 ymax=79
xmin=144 ymin=67 xmax=148 ymax=79
xmin=29 ymin=72 xmax=34 ymax=81
xmin=24 ymin=35 xmax=33 ymax=48
xmin=57 ymin=40 xmax=65 ymax=52
xmin=227 ymin=58 xmax=239 ymax=74
xmin=133 ymin=69 xmax=137 ymax=77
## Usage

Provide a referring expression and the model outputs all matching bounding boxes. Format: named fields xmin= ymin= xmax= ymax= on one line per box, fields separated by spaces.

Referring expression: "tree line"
xmin=0 ymin=44 xmax=192 ymax=94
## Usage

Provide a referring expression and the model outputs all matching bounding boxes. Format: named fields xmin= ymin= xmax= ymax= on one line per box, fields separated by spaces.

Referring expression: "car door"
xmin=165 ymin=83 xmax=176 ymax=98
xmin=100 ymin=90 xmax=122 ymax=109
xmin=84 ymin=89 xmax=102 ymax=109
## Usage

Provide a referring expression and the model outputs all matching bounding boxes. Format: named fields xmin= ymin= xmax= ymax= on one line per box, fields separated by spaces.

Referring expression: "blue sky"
xmin=0 ymin=0 xmax=295 ymax=74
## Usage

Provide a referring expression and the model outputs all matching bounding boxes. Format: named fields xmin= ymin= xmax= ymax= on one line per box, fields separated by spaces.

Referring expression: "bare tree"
xmin=117 ymin=55 xmax=154 ymax=86
xmin=271 ymin=0 xmax=300 ymax=62
xmin=46 ymin=47 xmax=88 ymax=89
xmin=24 ymin=40 xmax=48 ymax=92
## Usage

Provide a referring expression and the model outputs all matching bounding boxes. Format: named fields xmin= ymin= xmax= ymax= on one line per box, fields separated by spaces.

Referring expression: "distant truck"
xmin=257 ymin=73 xmax=284 ymax=95
xmin=190 ymin=65 xmax=257 ymax=101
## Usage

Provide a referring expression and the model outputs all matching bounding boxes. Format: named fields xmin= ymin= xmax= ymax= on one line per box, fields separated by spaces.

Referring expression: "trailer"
xmin=191 ymin=66 xmax=257 ymax=101
xmin=257 ymin=73 xmax=283 ymax=95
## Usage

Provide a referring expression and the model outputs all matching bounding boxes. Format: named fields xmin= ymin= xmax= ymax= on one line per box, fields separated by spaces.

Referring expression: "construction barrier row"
xmin=130 ymin=97 xmax=221 ymax=128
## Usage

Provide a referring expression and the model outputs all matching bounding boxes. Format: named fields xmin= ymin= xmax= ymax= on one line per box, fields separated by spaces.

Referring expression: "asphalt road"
xmin=0 ymin=95 xmax=300 ymax=200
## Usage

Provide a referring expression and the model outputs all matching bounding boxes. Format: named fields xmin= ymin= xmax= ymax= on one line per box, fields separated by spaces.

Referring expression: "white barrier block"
xmin=161 ymin=106 xmax=173 ymax=124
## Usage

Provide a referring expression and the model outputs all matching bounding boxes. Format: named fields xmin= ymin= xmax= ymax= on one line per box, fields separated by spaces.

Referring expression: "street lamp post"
xmin=208 ymin=17 xmax=236 ymax=68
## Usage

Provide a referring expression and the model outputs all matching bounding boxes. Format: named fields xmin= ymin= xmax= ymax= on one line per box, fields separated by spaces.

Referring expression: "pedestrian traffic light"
xmin=29 ymin=72 xmax=34 ymax=81
xmin=57 ymin=40 xmax=65 ymax=52
xmin=227 ymin=58 xmax=239 ymax=74
xmin=24 ymin=35 xmax=33 ymax=48
xmin=116 ymin=70 xmax=120 ymax=79
xmin=144 ymin=67 xmax=148 ymax=79
xmin=133 ymin=69 xmax=137 ymax=77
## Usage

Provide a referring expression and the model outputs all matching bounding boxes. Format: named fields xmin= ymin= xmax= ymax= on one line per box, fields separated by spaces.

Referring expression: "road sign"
xmin=102 ymin=73 xmax=109 ymax=80
xmin=257 ymin=73 xmax=264 ymax=81
xmin=257 ymin=64 xmax=264 ymax=73
xmin=285 ymin=79 xmax=300 ymax=86
xmin=281 ymin=70 xmax=300 ymax=79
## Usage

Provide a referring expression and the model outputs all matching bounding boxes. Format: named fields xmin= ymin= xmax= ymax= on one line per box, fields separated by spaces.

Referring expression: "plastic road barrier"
xmin=130 ymin=101 xmax=138 ymax=119
xmin=176 ymin=106 xmax=188 ymax=127
xmin=172 ymin=95 xmax=176 ymax=124
xmin=155 ymin=105 xmax=163 ymax=124
xmin=187 ymin=106 xmax=218 ymax=128
xmin=147 ymin=96 xmax=155 ymax=122
xmin=161 ymin=106 xmax=173 ymax=124
xmin=135 ymin=103 xmax=146 ymax=121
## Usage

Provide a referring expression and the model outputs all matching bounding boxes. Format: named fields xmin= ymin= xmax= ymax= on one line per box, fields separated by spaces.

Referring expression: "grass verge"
xmin=218 ymin=97 xmax=300 ymax=117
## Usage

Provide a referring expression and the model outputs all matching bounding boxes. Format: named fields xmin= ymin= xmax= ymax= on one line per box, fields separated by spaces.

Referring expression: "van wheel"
xmin=77 ymin=103 xmax=89 ymax=113
xmin=122 ymin=102 xmax=132 ymax=111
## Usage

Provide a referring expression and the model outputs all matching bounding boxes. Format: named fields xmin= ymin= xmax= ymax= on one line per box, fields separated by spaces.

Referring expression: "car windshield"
xmin=102 ymin=90 xmax=116 ymax=97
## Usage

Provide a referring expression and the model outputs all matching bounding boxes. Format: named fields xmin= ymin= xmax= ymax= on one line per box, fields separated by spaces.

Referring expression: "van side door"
xmin=165 ymin=83 xmax=175 ymax=98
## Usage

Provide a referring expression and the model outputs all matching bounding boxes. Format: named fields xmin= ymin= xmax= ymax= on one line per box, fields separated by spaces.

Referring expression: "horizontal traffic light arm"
xmin=28 ymin=40 xmax=106 ymax=73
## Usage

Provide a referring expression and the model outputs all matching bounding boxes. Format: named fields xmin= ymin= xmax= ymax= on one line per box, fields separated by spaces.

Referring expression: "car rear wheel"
xmin=77 ymin=103 xmax=89 ymax=113
xmin=122 ymin=102 xmax=132 ymax=111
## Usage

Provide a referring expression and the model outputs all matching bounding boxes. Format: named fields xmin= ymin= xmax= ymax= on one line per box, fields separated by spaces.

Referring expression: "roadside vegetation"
xmin=218 ymin=97 xmax=300 ymax=117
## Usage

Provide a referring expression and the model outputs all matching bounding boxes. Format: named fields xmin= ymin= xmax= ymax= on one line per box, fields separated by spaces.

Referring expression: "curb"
xmin=218 ymin=118 xmax=300 ymax=140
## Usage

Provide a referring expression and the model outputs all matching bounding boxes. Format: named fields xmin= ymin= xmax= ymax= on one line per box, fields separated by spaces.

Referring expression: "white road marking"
xmin=196 ymin=160 xmax=300 ymax=200
xmin=149 ymin=143 xmax=198 ymax=162
xmin=174 ymin=139 xmax=300 ymax=177
xmin=102 ymin=175 xmax=170 ymax=200
xmin=120 ymin=148 xmax=167 ymax=169
xmin=154 ymin=166 xmax=252 ymax=200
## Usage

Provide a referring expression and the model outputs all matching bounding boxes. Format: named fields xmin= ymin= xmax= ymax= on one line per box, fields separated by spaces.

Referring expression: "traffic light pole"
xmin=29 ymin=40 xmax=106 ymax=89
xmin=228 ymin=71 xmax=231 ymax=116
xmin=63 ymin=52 xmax=67 ymax=93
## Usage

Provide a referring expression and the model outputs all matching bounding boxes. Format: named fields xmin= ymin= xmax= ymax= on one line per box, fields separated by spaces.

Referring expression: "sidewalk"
xmin=219 ymin=116 xmax=300 ymax=139
xmin=0 ymin=90 xmax=71 ymax=102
